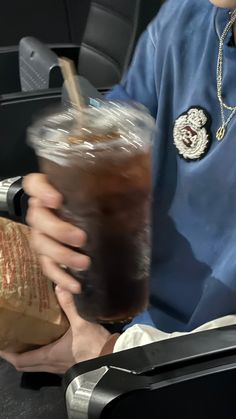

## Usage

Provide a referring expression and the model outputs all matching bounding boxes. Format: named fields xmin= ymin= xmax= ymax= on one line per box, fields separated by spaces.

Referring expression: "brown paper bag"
xmin=0 ymin=217 xmax=69 ymax=352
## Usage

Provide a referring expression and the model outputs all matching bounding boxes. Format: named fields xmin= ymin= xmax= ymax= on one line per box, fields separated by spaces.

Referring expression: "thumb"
xmin=55 ymin=286 xmax=78 ymax=323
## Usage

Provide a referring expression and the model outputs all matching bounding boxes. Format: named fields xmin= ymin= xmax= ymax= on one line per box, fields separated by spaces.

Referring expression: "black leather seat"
xmin=0 ymin=0 xmax=164 ymax=94
xmin=14 ymin=0 xmax=156 ymax=92
xmin=0 ymin=0 xmax=165 ymax=180
xmin=78 ymin=0 xmax=141 ymax=89
xmin=15 ymin=0 xmax=142 ymax=94
xmin=78 ymin=0 xmax=165 ymax=89
xmin=0 ymin=0 xmax=91 ymax=47
xmin=0 ymin=0 xmax=90 ymax=94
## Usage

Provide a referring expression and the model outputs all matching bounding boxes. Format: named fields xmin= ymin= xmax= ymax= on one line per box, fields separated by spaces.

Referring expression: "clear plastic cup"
xmin=28 ymin=101 xmax=155 ymax=323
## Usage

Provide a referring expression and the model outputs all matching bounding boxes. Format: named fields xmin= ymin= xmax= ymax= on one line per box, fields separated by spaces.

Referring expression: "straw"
xmin=58 ymin=57 xmax=84 ymax=111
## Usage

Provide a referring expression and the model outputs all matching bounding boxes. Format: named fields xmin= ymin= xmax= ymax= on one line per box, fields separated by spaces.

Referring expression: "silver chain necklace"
xmin=216 ymin=9 xmax=236 ymax=141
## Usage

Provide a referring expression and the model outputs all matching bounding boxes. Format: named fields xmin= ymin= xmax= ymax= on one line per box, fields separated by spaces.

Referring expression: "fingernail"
xmin=72 ymin=255 xmax=90 ymax=270
xmin=71 ymin=283 xmax=81 ymax=293
xmin=81 ymin=255 xmax=90 ymax=269
xmin=69 ymin=230 xmax=87 ymax=247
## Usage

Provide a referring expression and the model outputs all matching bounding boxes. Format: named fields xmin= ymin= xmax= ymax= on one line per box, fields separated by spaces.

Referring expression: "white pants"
xmin=114 ymin=315 xmax=236 ymax=352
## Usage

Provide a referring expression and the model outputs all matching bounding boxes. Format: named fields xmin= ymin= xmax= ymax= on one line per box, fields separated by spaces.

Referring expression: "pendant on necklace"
xmin=216 ymin=126 xmax=225 ymax=141
xmin=173 ymin=107 xmax=211 ymax=161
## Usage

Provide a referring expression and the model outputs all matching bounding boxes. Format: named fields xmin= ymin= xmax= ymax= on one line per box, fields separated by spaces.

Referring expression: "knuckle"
xmin=26 ymin=206 xmax=38 ymax=227
xmin=22 ymin=175 xmax=30 ymax=194
xmin=30 ymin=230 xmax=40 ymax=249
xmin=25 ymin=208 xmax=33 ymax=226
xmin=23 ymin=173 xmax=40 ymax=195
xmin=46 ymin=349 xmax=54 ymax=363
xmin=40 ymin=256 xmax=52 ymax=275
xmin=14 ymin=360 xmax=21 ymax=371
xmin=56 ymin=223 xmax=73 ymax=242
xmin=25 ymin=213 xmax=31 ymax=227
xmin=57 ymin=247 xmax=72 ymax=264
xmin=27 ymin=197 xmax=35 ymax=208
xmin=29 ymin=197 xmax=41 ymax=208
xmin=54 ymin=227 xmax=65 ymax=243
xmin=40 ymin=256 xmax=61 ymax=286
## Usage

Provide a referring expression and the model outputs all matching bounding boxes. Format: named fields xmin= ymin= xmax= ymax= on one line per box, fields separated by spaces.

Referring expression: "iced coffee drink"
xmin=29 ymin=101 xmax=155 ymax=323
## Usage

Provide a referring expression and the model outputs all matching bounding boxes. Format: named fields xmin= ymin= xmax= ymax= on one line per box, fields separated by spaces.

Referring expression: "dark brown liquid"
xmin=41 ymin=146 xmax=151 ymax=323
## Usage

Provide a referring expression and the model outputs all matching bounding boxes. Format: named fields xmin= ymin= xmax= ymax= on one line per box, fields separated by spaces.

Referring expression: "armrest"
xmin=19 ymin=38 xmax=80 ymax=92
xmin=64 ymin=325 xmax=236 ymax=419
xmin=0 ymin=42 xmax=80 ymax=95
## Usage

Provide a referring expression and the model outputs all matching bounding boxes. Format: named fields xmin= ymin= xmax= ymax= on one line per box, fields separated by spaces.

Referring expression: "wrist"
xmin=99 ymin=333 xmax=121 ymax=356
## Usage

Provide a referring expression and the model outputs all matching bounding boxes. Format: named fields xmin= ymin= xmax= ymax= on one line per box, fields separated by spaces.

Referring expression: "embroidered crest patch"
xmin=173 ymin=107 xmax=211 ymax=160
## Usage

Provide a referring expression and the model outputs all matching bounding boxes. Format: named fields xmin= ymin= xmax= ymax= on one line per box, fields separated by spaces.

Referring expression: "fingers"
xmin=24 ymin=175 xmax=90 ymax=294
xmin=27 ymin=205 xmax=86 ymax=247
xmin=0 ymin=349 xmax=67 ymax=374
xmin=10 ymin=364 xmax=65 ymax=373
xmin=23 ymin=173 xmax=62 ymax=209
xmin=0 ymin=346 xmax=47 ymax=370
xmin=40 ymin=255 xmax=81 ymax=293
xmin=55 ymin=286 xmax=79 ymax=323
xmin=33 ymin=230 xmax=90 ymax=270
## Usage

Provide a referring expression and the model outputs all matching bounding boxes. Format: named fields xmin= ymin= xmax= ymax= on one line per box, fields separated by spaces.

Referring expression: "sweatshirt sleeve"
xmin=106 ymin=26 xmax=157 ymax=118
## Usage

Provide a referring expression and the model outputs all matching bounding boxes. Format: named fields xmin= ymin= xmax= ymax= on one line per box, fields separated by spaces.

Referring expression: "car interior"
xmin=0 ymin=0 xmax=163 ymax=180
xmin=1 ymin=2 xmax=236 ymax=419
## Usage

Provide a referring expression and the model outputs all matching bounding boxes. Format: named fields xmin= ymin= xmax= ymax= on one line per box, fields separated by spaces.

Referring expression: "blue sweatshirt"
xmin=107 ymin=0 xmax=236 ymax=332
